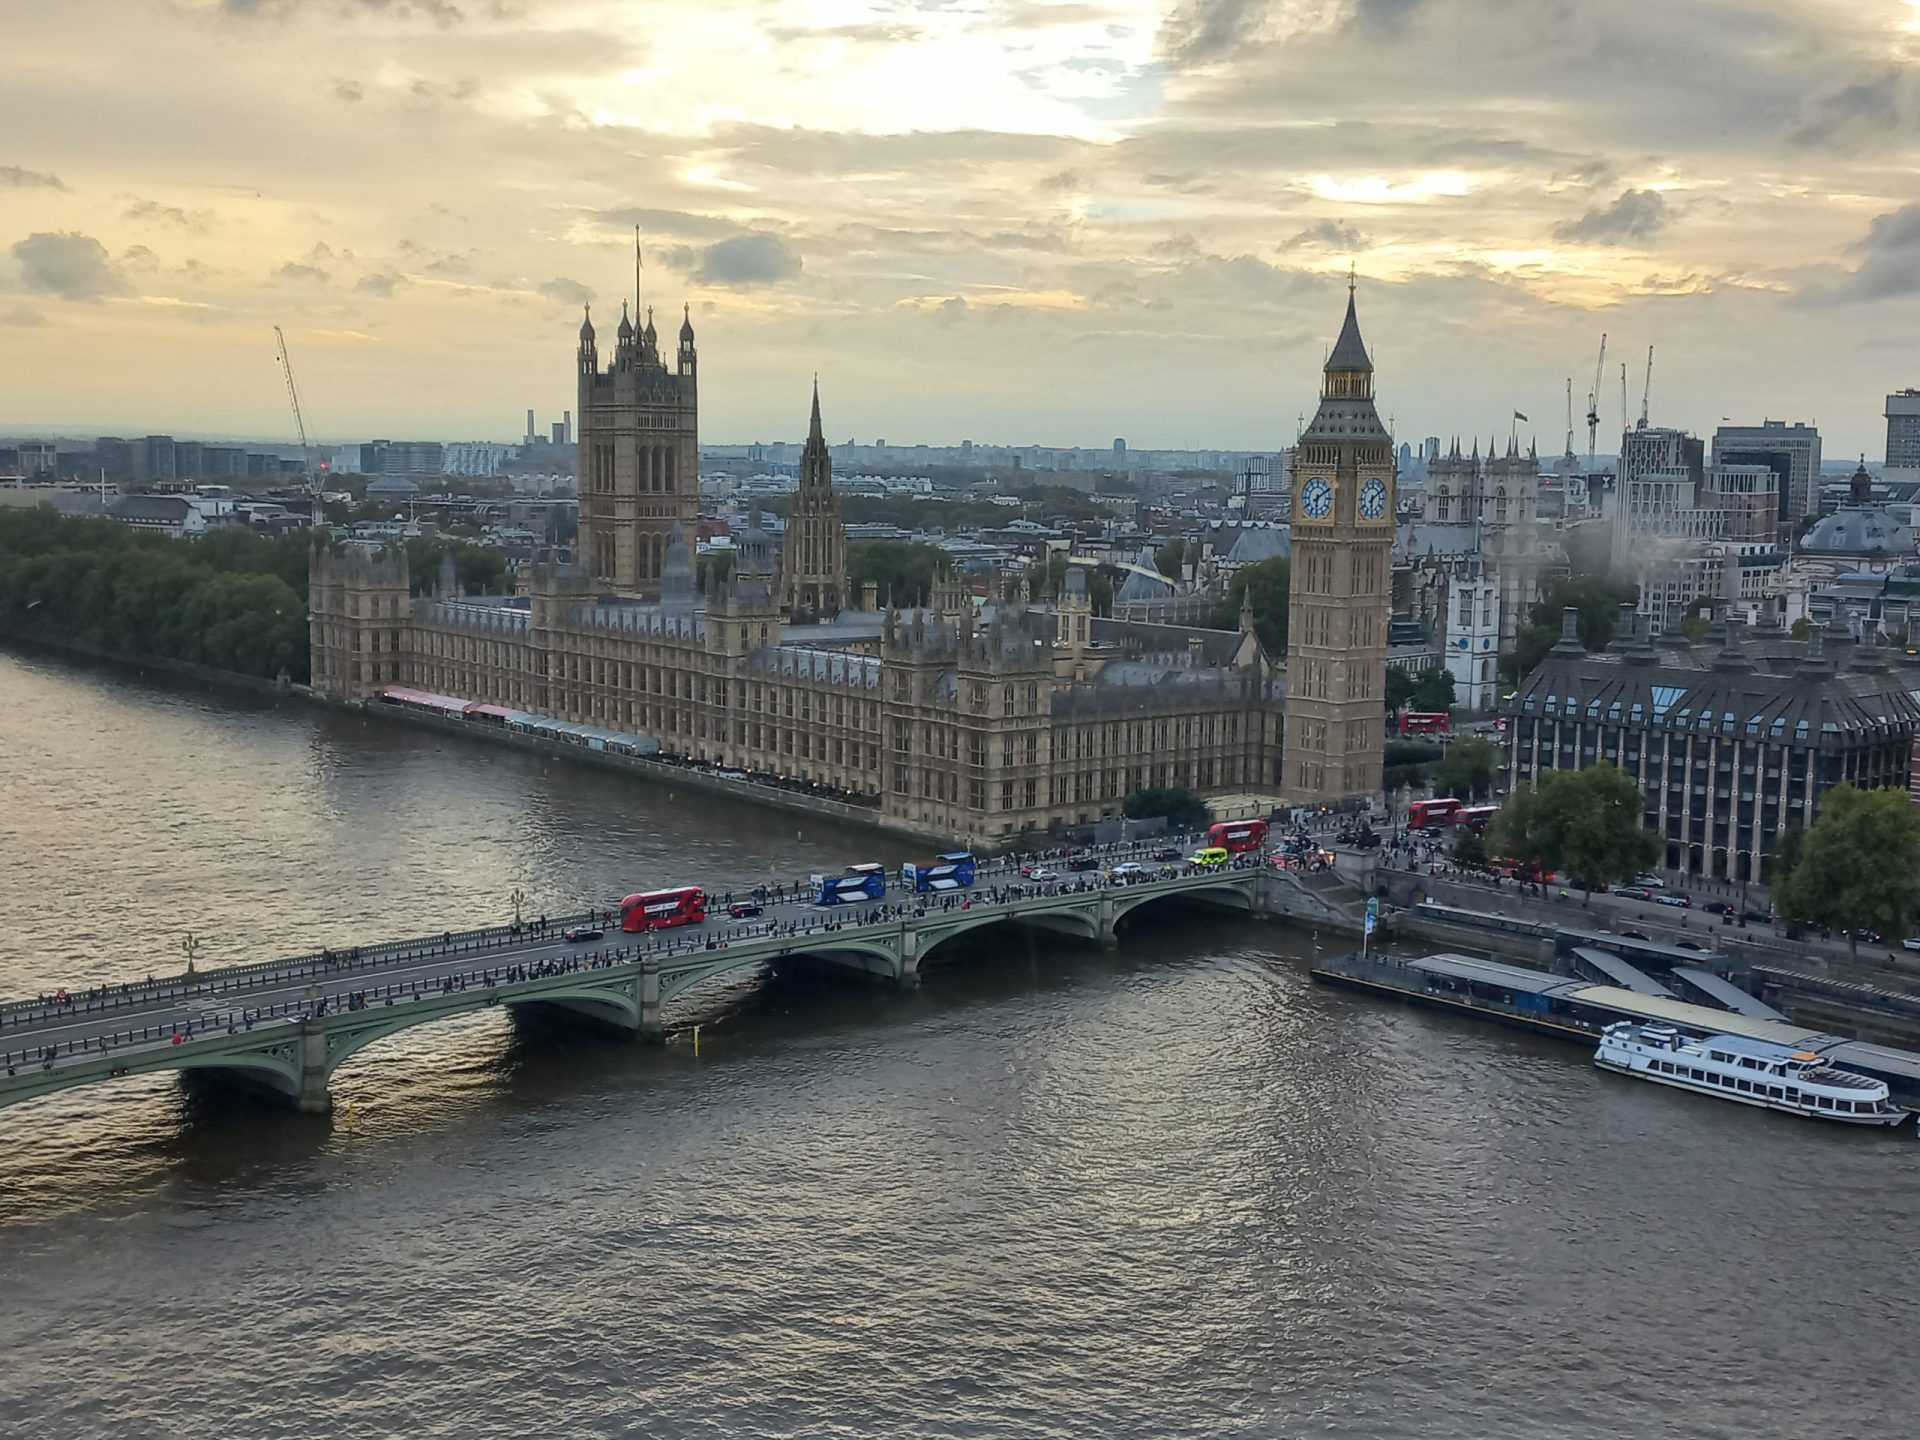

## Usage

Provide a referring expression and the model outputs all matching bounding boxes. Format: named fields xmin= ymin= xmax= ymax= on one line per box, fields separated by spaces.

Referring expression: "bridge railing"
xmin=1 ymin=859 xmax=1264 ymax=1081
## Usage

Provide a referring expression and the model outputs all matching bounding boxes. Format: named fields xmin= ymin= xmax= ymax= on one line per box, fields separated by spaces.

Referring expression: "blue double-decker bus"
xmin=901 ymin=852 xmax=977 ymax=893
xmin=812 ymin=862 xmax=888 ymax=906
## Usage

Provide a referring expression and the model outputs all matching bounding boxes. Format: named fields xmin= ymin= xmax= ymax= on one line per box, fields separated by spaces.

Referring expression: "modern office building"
xmin=1712 ymin=420 xmax=1822 ymax=521
xmin=1887 ymin=390 xmax=1920 ymax=482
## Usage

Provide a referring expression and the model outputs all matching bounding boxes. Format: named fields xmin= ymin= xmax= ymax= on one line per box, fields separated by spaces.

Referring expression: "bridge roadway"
xmin=0 ymin=843 xmax=1271 ymax=1117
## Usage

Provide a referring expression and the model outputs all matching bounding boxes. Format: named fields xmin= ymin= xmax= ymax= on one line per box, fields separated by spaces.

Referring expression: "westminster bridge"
xmin=0 ymin=848 xmax=1360 ymax=1118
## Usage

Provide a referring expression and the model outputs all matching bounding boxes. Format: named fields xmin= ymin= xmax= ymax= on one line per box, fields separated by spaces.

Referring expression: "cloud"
xmin=275 ymin=261 xmax=331 ymax=284
xmin=1552 ymin=188 xmax=1668 ymax=246
xmin=1157 ymin=0 xmax=1263 ymax=68
xmin=356 ymin=272 xmax=404 ymax=298
xmin=125 ymin=198 xmax=211 ymax=231
xmin=423 ymin=251 xmax=474 ymax=276
xmin=1282 ymin=220 xmax=1368 ymax=252
xmin=333 ymin=80 xmax=363 ymax=103
xmin=537 ymin=277 xmax=593 ymax=306
xmin=206 ymin=0 xmax=467 ymax=24
xmin=10 ymin=232 xmax=130 ymax=301
xmin=1807 ymin=203 xmax=1920 ymax=305
xmin=121 ymin=244 xmax=162 ymax=272
xmin=2 ymin=304 xmax=48 ymax=327
xmin=1789 ymin=71 xmax=1912 ymax=149
xmin=694 ymin=234 xmax=803 ymax=287
xmin=1352 ymin=0 xmax=1426 ymax=35
xmin=1 ymin=165 xmax=68 ymax=191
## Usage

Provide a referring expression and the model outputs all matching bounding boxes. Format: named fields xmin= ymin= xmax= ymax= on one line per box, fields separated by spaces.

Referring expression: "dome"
xmin=616 ymin=303 xmax=633 ymax=340
xmin=578 ymin=306 xmax=594 ymax=341
xmin=1801 ymin=504 xmax=1916 ymax=558
xmin=679 ymin=304 xmax=695 ymax=342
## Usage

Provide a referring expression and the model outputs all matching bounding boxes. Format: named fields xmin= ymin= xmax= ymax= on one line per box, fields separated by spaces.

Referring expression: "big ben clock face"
xmin=1300 ymin=477 xmax=1333 ymax=519
xmin=1358 ymin=477 xmax=1388 ymax=521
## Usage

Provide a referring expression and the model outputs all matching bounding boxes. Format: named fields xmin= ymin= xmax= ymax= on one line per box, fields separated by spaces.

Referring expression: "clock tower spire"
xmin=1283 ymin=281 xmax=1395 ymax=804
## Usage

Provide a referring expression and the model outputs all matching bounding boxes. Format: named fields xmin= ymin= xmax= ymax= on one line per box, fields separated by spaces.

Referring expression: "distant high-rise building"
xmin=526 ymin=409 xmax=536 ymax=444
xmin=94 ymin=437 xmax=133 ymax=481
xmin=1423 ymin=436 xmax=1441 ymax=463
xmin=551 ymin=422 xmax=566 ymax=446
xmin=577 ymin=296 xmax=699 ymax=595
xmin=1113 ymin=437 xmax=1126 ymax=455
xmin=1711 ymin=420 xmax=1821 ymax=521
xmin=562 ymin=410 xmax=572 ymax=446
xmin=173 ymin=441 xmax=205 ymax=480
xmin=1886 ymin=390 xmax=1920 ymax=480
xmin=137 ymin=435 xmax=176 ymax=484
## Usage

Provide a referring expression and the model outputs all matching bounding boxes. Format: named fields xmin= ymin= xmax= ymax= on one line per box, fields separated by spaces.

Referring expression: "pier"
xmin=0 ymin=847 xmax=1344 ymax=1118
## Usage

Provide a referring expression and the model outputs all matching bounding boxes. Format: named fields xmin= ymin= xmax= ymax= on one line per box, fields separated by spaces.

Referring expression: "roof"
xmin=1801 ymin=504 xmax=1915 ymax=558
xmin=108 ymin=494 xmax=191 ymax=521
xmin=1406 ymin=952 xmax=1586 ymax=997
xmin=1669 ymin=967 xmax=1788 ymax=1021
xmin=1571 ymin=946 xmax=1676 ymax=997
xmin=1325 ymin=291 xmax=1372 ymax=373
xmin=1226 ymin=525 xmax=1290 ymax=565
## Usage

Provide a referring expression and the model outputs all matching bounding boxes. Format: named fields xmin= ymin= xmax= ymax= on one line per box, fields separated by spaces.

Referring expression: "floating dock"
xmin=1313 ymin=950 xmax=1920 ymax=1108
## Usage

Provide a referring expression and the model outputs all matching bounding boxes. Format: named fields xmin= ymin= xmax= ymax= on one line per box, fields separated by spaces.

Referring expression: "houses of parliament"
xmin=310 ymin=280 xmax=1394 ymax=841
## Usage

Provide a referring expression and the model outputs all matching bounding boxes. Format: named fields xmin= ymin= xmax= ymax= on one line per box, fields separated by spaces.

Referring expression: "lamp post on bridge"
xmin=180 ymin=932 xmax=201 ymax=981
xmin=511 ymin=887 xmax=527 ymax=928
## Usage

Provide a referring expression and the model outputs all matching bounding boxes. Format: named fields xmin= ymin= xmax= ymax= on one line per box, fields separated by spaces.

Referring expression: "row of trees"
xmin=1772 ymin=786 xmax=1920 ymax=958
xmin=0 ymin=509 xmax=312 ymax=681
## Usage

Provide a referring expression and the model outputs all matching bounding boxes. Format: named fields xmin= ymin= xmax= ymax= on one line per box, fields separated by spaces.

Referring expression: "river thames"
xmin=0 ymin=647 xmax=1914 ymax=1438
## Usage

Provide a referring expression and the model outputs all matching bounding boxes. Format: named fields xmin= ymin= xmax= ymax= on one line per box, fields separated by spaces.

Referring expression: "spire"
xmin=1324 ymin=282 xmax=1372 ymax=375
xmin=616 ymin=301 xmax=633 ymax=340
xmin=679 ymin=302 xmax=694 ymax=343
xmin=1851 ymin=455 xmax=1872 ymax=505
xmin=634 ymin=224 xmax=643 ymax=321
xmin=808 ymin=374 xmax=823 ymax=442
xmin=578 ymin=304 xmax=594 ymax=343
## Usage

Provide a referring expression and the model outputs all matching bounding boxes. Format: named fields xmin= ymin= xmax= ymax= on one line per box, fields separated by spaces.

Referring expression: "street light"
xmin=511 ymin=887 xmax=527 ymax=927
xmin=180 ymin=932 xmax=201 ymax=979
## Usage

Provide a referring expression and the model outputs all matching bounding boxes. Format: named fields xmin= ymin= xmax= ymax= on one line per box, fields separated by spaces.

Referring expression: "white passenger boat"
xmin=1595 ymin=1022 xmax=1908 ymax=1126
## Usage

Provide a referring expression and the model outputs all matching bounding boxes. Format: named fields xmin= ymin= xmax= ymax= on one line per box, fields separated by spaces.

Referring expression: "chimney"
xmin=862 ymin=580 xmax=878 ymax=613
xmin=526 ymin=408 xmax=536 ymax=443
xmin=1561 ymin=606 xmax=1579 ymax=641
xmin=1616 ymin=601 xmax=1637 ymax=645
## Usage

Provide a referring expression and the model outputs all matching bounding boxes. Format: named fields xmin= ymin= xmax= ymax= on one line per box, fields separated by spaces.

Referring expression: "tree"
xmin=1431 ymin=736 xmax=1500 ymax=802
xmin=1789 ymin=618 xmax=1812 ymax=641
xmin=1385 ymin=665 xmax=1419 ymax=714
xmin=1488 ymin=762 xmax=1659 ymax=904
xmin=847 ymin=540 xmax=952 ymax=608
xmin=1122 ymin=786 xmax=1210 ymax=831
xmin=1679 ymin=613 xmax=1710 ymax=642
xmin=1452 ymin=830 xmax=1490 ymax=869
xmin=1500 ymin=576 xmax=1639 ymax=683
xmin=695 ymin=552 xmax=734 ymax=595
xmin=1154 ymin=538 xmax=1186 ymax=580
xmin=1206 ymin=555 xmax=1288 ymax=654
xmin=1773 ymin=784 xmax=1920 ymax=959
xmin=1027 ymin=554 xmax=1113 ymax=615
xmin=1410 ymin=667 xmax=1455 ymax=713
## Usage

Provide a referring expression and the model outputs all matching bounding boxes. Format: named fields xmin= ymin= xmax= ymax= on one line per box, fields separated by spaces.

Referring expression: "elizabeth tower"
xmin=1283 ymin=281 xmax=1394 ymax=803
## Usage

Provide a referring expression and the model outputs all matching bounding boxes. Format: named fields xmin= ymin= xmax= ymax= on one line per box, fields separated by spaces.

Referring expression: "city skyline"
xmin=5 ymin=2 xmax=1920 ymax=455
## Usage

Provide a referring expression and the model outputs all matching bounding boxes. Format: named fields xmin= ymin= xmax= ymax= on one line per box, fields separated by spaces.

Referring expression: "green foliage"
xmin=1774 ymin=785 xmax=1920 ymax=956
xmin=1487 ymin=762 xmax=1660 ymax=902
xmin=1122 ymin=785 xmax=1211 ymax=830
xmin=1206 ymin=555 xmax=1289 ymax=654
xmin=1502 ymin=576 xmax=1640 ymax=682
xmin=1155 ymin=538 xmax=1186 ymax=580
xmin=1410 ymin=667 xmax=1455 ymax=712
xmin=1384 ymin=741 xmax=1443 ymax=767
xmin=1679 ymin=613 xmax=1710 ymax=642
xmin=0 ymin=508 xmax=311 ymax=681
xmin=1382 ymin=764 xmax=1427 ymax=793
xmin=1385 ymin=665 xmax=1419 ymax=713
xmin=1789 ymin=618 xmax=1811 ymax=641
xmin=398 ymin=535 xmax=509 ymax=597
xmin=848 ymin=540 xmax=953 ymax=609
xmin=1431 ymin=736 xmax=1500 ymax=801
xmin=1452 ymin=830 xmax=1490 ymax=868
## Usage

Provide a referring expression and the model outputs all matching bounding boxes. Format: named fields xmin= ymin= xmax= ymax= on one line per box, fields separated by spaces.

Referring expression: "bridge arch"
xmin=1110 ymin=879 xmax=1256 ymax=930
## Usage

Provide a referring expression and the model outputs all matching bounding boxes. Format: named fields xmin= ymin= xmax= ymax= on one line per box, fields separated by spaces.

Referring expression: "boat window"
xmin=1735 ymin=1079 xmax=1750 ymax=1092
xmin=1767 ymin=1086 xmax=1783 ymax=1100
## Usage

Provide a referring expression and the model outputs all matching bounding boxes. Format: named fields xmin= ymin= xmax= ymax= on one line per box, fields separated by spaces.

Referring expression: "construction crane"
xmin=1620 ymin=362 xmax=1630 ymax=447
xmin=1564 ymin=377 xmax=1575 ymax=459
xmin=274 ymin=325 xmax=322 ymax=529
xmin=1584 ymin=332 xmax=1607 ymax=470
xmin=1638 ymin=344 xmax=1655 ymax=430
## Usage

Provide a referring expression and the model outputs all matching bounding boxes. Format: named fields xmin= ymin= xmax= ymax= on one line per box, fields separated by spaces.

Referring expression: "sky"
xmin=3 ymin=0 xmax=1920 ymax=456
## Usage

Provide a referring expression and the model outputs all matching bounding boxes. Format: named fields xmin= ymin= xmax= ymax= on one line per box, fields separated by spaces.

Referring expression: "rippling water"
xmin=1 ymin=646 xmax=1915 ymax=1439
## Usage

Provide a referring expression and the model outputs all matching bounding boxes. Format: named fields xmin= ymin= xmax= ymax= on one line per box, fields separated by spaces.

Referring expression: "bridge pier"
xmin=639 ymin=959 xmax=663 ymax=1042
xmin=296 ymin=1022 xmax=332 ymax=1113
xmin=1096 ymin=892 xmax=1118 ymax=949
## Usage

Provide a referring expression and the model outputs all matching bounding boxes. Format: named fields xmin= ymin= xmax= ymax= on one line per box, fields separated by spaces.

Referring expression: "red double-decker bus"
xmin=1206 ymin=819 xmax=1269 ymax=854
xmin=1455 ymin=804 xmax=1499 ymax=834
xmin=1407 ymin=797 xmax=1461 ymax=828
xmin=620 ymin=886 xmax=707 ymax=933
xmin=1397 ymin=711 xmax=1451 ymax=736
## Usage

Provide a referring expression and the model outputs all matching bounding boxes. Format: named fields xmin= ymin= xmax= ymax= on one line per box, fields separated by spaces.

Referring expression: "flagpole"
xmin=634 ymin=224 xmax=643 ymax=319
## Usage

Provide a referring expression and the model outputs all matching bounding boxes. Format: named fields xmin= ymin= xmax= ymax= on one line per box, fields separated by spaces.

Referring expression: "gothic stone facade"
xmin=1283 ymin=288 xmax=1394 ymax=803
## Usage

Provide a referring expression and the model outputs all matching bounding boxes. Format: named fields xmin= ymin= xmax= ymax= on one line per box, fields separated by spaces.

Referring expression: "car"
xmin=1674 ymin=939 xmax=1705 ymax=951
xmin=1026 ymin=867 xmax=1060 ymax=882
xmin=727 ymin=902 xmax=763 ymax=919
xmin=1654 ymin=893 xmax=1692 ymax=908
xmin=1854 ymin=928 xmax=1883 ymax=944
xmin=1612 ymin=886 xmax=1653 ymax=901
xmin=1109 ymin=862 xmax=1146 ymax=880
xmin=1620 ymin=929 xmax=1650 ymax=941
xmin=1742 ymin=908 xmax=1775 ymax=925
xmin=1633 ymin=873 xmax=1666 ymax=888
xmin=1348 ymin=830 xmax=1382 ymax=850
xmin=1190 ymin=847 xmax=1231 ymax=869
xmin=1067 ymin=856 xmax=1101 ymax=872
xmin=1151 ymin=848 xmax=1182 ymax=863
xmin=1702 ymin=900 xmax=1734 ymax=915
xmin=1903 ymin=938 xmax=1920 ymax=953
xmin=563 ymin=926 xmax=604 ymax=943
